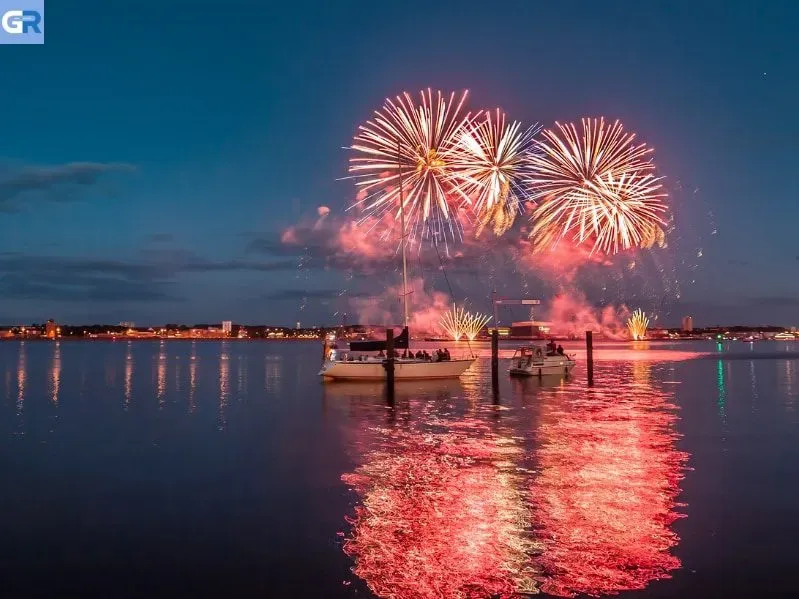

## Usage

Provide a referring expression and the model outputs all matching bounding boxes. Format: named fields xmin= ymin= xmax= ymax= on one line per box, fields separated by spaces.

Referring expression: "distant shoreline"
xmin=2 ymin=336 xmax=795 ymax=343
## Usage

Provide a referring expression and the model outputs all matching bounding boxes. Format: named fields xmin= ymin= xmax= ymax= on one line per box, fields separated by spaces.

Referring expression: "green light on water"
xmin=717 ymin=359 xmax=727 ymax=422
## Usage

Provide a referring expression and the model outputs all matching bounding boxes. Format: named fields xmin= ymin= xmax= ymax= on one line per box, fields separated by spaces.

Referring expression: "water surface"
xmin=1 ymin=339 xmax=798 ymax=597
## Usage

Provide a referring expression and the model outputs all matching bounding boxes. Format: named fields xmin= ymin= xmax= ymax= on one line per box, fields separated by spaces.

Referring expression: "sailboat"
xmin=318 ymin=145 xmax=476 ymax=381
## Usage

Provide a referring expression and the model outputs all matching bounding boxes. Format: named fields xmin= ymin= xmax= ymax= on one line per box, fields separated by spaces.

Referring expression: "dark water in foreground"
xmin=2 ymin=339 xmax=799 ymax=598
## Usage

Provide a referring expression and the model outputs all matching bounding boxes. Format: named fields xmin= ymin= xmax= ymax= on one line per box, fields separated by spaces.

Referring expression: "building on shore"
xmin=510 ymin=321 xmax=551 ymax=338
xmin=682 ymin=316 xmax=693 ymax=332
xmin=488 ymin=326 xmax=511 ymax=338
xmin=45 ymin=320 xmax=60 ymax=340
xmin=647 ymin=328 xmax=671 ymax=339
xmin=222 ymin=321 xmax=232 ymax=335
xmin=189 ymin=327 xmax=228 ymax=339
xmin=126 ymin=328 xmax=158 ymax=339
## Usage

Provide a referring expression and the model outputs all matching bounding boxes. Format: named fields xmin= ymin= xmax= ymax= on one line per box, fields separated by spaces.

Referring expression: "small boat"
xmin=509 ymin=345 xmax=575 ymax=377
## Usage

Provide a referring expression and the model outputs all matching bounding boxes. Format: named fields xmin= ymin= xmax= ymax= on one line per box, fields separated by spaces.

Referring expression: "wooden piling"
xmin=586 ymin=330 xmax=594 ymax=386
xmin=385 ymin=328 xmax=395 ymax=395
xmin=491 ymin=328 xmax=499 ymax=390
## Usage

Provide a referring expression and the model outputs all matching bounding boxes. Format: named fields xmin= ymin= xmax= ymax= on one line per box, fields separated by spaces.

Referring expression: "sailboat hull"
xmin=319 ymin=358 xmax=474 ymax=381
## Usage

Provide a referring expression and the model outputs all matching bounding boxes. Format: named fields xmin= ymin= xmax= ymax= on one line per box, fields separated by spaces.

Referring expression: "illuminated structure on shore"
xmin=45 ymin=320 xmax=60 ymax=340
xmin=681 ymin=316 xmax=693 ymax=332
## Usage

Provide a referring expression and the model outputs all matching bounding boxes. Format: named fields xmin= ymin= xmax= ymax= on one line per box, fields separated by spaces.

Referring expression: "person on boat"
xmin=556 ymin=345 xmax=564 ymax=356
xmin=443 ymin=348 xmax=451 ymax=361
xmin=377 ymin=349 xmax=385 ymax=358
xmin=423 ymin=350 xmax=431 ymax=361
xmin=546 ymin=339 xmax=557 ymax=355
xmin=415 ymin=350 xmax=424 ymax=359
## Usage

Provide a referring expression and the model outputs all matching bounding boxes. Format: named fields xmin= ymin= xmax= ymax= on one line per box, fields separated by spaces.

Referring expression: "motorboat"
xmin=509 ymin=345 xmax=575 ymax=377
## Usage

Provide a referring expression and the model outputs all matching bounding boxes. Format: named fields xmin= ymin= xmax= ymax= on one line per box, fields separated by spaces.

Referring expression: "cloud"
xmin=744 ymin=295 xmax=799 ymax=308
xmin=137 ymin=247 xmax=297 ymax=273
xmin=0 ymin=273 xmax=175 ymax=302
xmin=146 ymin=233 xmax=174 ymax=243
xmin=0 ymin=252 xmax=165 ymax=281
xmin=182 ymin=259 xmax=298 ymax=273
xmin=0 ymin=162 xmax=135 ymax=209
xmin=264 ymin=288 xmax=370 ymax=301
xmin=0 ymin=250 xmax=297 ymax=304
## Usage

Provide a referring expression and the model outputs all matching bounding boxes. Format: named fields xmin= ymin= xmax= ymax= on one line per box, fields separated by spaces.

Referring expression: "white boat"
xmin=319 ymin=144 xmax=475 ymax=382
xmin=319 ymin=355 xmax=474 ymax=380
xmin=509 ymin=345 xmax=575 ymax=377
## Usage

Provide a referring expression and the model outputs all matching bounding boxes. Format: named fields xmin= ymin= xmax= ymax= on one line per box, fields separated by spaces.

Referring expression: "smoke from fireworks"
xmin=546 ymin=293 xmax=632 ymax=340
xmin=454 ymin=109 xmax=540 ymax=236
xmin=528 ymin=118 xmax=667 ymax=256
xmin=440 ymin=306 xmax=492 ymax=341
xmin=627 ymin=309 xmax=649 ymax=340
xmin=348 ymin=89 xmax=474 ymax=249
xmin=352 ymin=278 xmax=450 ymax=335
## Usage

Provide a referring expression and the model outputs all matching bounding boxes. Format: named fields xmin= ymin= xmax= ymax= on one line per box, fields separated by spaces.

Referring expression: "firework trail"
xmin=347 ymin=89 xmax=475 ymax=249
xmin=527 ymin=118 xmax=668 ymax=256
xmin=627 ymin=308 xmax=649 ymax=340
xmin=453 ymin=109 xmax=540 ymax=236
xmin=440 ymin=306 xmax=492 ymax=341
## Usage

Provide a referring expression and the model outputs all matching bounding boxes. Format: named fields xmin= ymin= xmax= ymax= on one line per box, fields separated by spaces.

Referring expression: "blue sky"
xmin=0 ymin=0 xmax=797 ymax=326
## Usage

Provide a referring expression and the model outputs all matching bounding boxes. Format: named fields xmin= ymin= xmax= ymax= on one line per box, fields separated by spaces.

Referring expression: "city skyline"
xmin=1 ymin=1 xmax=797 ymax=327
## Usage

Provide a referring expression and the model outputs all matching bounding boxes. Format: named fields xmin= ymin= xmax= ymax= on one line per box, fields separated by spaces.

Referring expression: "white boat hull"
xmin=509 ymin=356 xmax=575 ymax=377
xmin=319 ymin=358 xmax=474 ymax=381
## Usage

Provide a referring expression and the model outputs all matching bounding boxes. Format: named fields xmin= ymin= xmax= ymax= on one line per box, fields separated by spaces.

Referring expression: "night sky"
xmin=1 ymin=1 xmax=797 ymax=327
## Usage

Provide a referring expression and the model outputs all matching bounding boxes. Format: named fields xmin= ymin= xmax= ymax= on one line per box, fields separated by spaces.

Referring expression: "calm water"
xmin=2 ymin=339 xmax=799 ymax=597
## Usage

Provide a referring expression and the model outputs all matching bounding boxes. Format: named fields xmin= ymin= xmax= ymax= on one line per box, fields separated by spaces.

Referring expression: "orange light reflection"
xmin=342 ymin=421 xmax=539 ymax=598
xmin=531 ymin=362 xmax=688 ymax=597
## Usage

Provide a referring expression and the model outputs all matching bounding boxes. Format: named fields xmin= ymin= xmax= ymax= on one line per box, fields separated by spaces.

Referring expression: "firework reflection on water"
xmin=334 ymin=359 xmax=688 ymax=598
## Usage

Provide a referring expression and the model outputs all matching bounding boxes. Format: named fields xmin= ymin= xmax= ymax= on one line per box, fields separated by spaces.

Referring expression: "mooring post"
xmin=586 ymin=330 xmax=594 ymax=386
xmin=321 ymin=332 xmax=329 ymax=363
xmin=385 ymin=327 xmax=395 ymax=397
xmin=491 ymin=328 xmax=499 ymax=390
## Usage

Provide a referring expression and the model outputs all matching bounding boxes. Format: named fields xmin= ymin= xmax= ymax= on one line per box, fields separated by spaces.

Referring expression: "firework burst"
xmin=528 ymin=118 xmax=668 ymax=255
xmin=440 ymin=306 xmax=492 ymax=341
xmin=627 ymin=309 xmax=649 ymax=340
xmin=348 ymin=89 xmax=475 ymax=248
xmin=453 ymin=109 xmax=540 ymax=236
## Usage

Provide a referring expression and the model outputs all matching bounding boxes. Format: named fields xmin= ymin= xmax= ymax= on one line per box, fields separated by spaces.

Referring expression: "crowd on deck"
xmin=377 ymin=348 xmax=452 ymax=361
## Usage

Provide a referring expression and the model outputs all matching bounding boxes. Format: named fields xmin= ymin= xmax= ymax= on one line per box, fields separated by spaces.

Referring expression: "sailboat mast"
xmin=397 ymin=141 xmax=409 ymax=329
